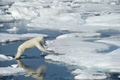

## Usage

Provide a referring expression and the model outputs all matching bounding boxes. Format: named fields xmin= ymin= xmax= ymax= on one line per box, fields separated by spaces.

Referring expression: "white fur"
xmin=15 ymin=37 xmax=47 ymax=59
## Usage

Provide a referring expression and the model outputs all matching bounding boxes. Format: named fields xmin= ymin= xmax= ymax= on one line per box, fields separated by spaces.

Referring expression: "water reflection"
xmin=16 ymin=60 xmax=47 ymax=80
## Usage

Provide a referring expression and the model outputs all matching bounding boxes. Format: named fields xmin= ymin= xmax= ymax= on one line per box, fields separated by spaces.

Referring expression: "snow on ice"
xmin=0 ymin=33 xmax=48 ymax=43
xmin=6 ymin=27 xmax=19 ymax=33
xmin=26 ymin=1 xmax=120 ymax=33
xmin=0 ymin=0 xmax=120 ymax=79
xmin=0 ymin=67 xmax=27 ymax=76
xmin=85 ymin=13 xmax=120 ymax=27
xmin=27 ymin=14 xmax=85 ymax=31
xmin=72 ymin=69 xmax=107 ymax=79
xmin=0 ymin=15 xmax=14 ymax=22
xmin=45 ymin=33 xmax=120 ymax=79
xmin=0 ymin=54 xmax=13 ymax=61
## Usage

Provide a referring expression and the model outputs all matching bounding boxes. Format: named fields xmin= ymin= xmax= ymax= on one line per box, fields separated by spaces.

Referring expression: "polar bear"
xmin=15 ymin=37 xmax=47 ymax=59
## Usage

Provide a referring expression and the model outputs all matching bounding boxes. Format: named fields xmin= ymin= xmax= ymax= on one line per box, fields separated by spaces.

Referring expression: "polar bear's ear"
xmin=41 ymin=38 xmax=46 ymax=43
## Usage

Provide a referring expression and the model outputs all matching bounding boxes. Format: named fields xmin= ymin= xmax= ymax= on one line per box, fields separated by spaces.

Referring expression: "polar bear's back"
xmin=19 ymin=38 xmax=38 ymax=49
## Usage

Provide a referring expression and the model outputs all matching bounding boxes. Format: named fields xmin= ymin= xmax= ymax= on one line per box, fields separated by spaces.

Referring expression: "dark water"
xmin=0 ymin=21 xmax=74 ymax=80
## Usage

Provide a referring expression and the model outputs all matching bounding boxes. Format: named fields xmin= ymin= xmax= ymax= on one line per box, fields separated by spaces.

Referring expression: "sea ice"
xmin=96 ymin=36 xmax=120 ymax=46
xmin=1 ymin=0 xmax=120 ymax=80
xmin=85 ymin=13 xmax=120 ymax=27
xmin=27 ymin=14 xmax=85 ymax=31
xmin=0 ymin=24 xmax=3 ymax=27
xmin=45 ymin=33 xmax=120 ymax=79
xmin=72 ymin=69 xmax=107 ymax=79
xmin=26 ymin=2 xmax=120 ymax=33
xmin=8 ymin=2 xmax=40 ymax=20
xmin=0 ymin=54 xmax=13 ymax=61
xmin=56 ymin=32 xmax=101 ymax=39
xmin=11 ymin=64 xmax=18 ymax=68
xmin=6 ymin=27 xmax=19 ymax=33
xmin=0 ymin=67 xmax=27 ymax=76
xmin=0 ymin=15 xmax=14 ymax=22
xmin=0 ymin=33 xmax=48 ymax=43
xmin=73 ymin=0 xmax=119 ymax=4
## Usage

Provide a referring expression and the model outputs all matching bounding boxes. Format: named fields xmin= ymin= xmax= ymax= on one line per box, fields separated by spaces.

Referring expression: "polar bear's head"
xmin=36 ymin=37 xmax=45 ymax=43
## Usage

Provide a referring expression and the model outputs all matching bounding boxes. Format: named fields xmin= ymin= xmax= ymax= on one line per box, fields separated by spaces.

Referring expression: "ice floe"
xmin=0 ymin=33 xmax=48 ymax=43
xmin=26 ymin=2 xmax=120 ymax=32
xmin=45 ymin=33 xmax=120 ymax=79
xmin=0 ymin=24 xmax=3 ymax=27
xmin=27 ymin=14 xmax=85 ymax=32
xmin=72 ymin=69 xmax=107 ymax=80
xmin=0 ymin=0 xmax=119 ymax=21
xmin=85 ymin=13 xmax=120 ymax=27
xmin=0 ymin=1 xmax=14 ymax=22
xmin=0 ymin=54 xmax=13 ymax=61
xmin=8 ymin=2 xmax=40 ymax=20
xmin=73 ymin=0 xmax=120 ymax=4
xmin=0 ymin=0 xmax=120 ymax=80
xmin=56 ymin=32 xmax=101 ymax=39
xmin=0 ymin=67 xmax=27 ymax=76
xmin=0 ymin=15 xmax=14 ymax=22
xmin=6 ymin=27 xmax=19 ymax=33
xmin=96 ymin=36 xmax=120 ymax=46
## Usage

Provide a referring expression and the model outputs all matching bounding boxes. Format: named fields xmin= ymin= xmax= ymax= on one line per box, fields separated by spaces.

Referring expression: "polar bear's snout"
xmin=41 ymin=38 xmax=46 ymax=43
xmin=15 ymin=37 xmax=47 ymax=59
xmin=41 ymin=40 xmax=46 ymax=43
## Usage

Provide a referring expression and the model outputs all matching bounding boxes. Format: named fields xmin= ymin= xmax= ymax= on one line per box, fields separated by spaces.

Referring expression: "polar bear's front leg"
xmin=36 ymin=43 xmax=46 ymax=52
xmin=15 ymin=47 xmax=25 ymax=59
xmin=43 ymin=45 xmax=48 ymax=50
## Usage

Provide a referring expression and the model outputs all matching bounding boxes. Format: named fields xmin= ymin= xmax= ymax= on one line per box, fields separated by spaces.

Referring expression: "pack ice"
xmin=0 ymin=0 xmax=120 ymax=79
xmin=0 ymin=33 xmax=48 ymax=44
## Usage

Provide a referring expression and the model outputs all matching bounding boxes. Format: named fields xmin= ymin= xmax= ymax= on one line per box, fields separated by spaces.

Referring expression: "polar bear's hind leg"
xmin=15 ymin=47 xmax=25 ymax=59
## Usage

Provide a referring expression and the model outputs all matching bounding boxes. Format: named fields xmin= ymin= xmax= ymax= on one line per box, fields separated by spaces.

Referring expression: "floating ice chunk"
xmin=8 ymin=2 xmax=40 ymax=20
xmin=0 ymin=10 xmax=5 ymax=15
xmin=71 ymin=69 xmax=83 ymax=75
xmin=109 ymin=69 xmax=120 ymax=73
xmin=2 ymin=0 xmax=25 ymax=2
xmin=118 ymin=75 xmax=120 ymax=78
xmin=0 ymin=1 xmax=13 ymax=6
xmin=0 ymin=54 xmax=13 ymax=61
xmin=85 ymin=13 xmax=120 ymax=27
xmin=0 ymin=67 xmax=27 ymax=76
xmin=6 ymin=27 xmax=19 ymax=33
xmin=11 ymin=64 xmax=18 ymax=68
xmin=0 ymin=15 xmax=14 ymax=22
xmin=73 ymin=0 xmax=106 ymax=3
xmin=0 ymin=24 xmax=4 ymax=28
xmin=73 ymin=69 xmax=107 ymax=80
xmin=96 ymin=36 xmax=120 ymax=46
xmin=110 ymin=2 xmax=117 ymax=5
xmin=110 ymin=48 xmax=120 ymax=54
xmin=74 ymin=3 xmax=120 ymax=15
xmin=0 ymin=5 xmax=9 ymax=9
xmin=56 ymin=33 xmax=101 ymax=39
xmin=0 ymin=33 xmax=48 ymax=43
